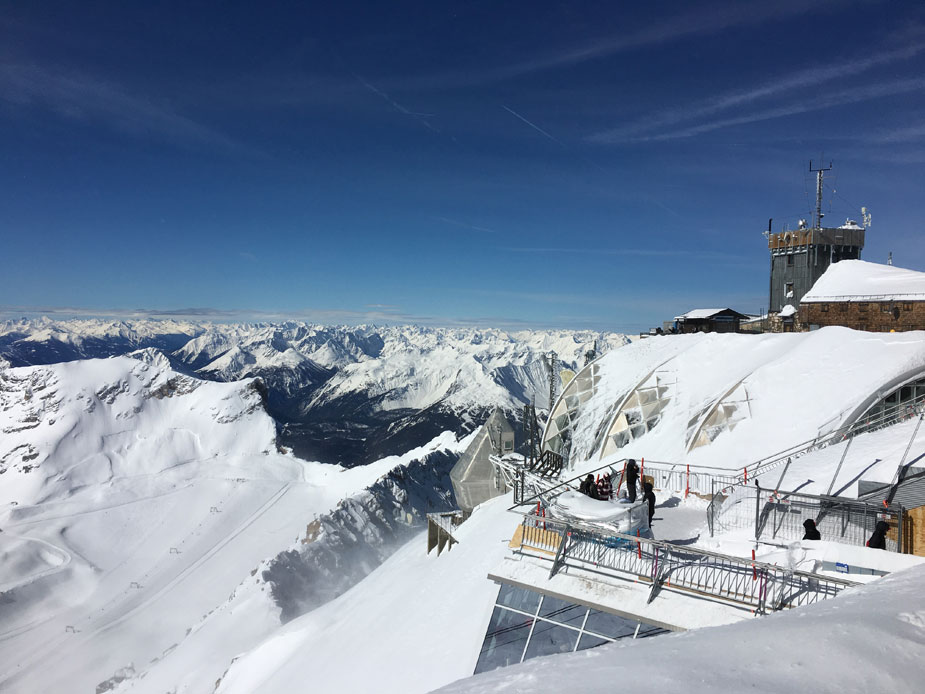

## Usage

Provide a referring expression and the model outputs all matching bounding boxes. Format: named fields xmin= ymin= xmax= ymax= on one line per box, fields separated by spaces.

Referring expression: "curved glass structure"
xmin=543 ymin=360 xmax=603 ymax=462
xmin=687 ymin=382 xmax=752 ymax=452
xmin=848 ymin=375 xmax=925 ymax=436
xmin=599 ymin=369 xmax=675 ymax=459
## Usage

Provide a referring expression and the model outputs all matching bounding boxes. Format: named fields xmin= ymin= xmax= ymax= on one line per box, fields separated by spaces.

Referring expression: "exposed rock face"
xmin=262 ymin=448 xmax=458 ymax=623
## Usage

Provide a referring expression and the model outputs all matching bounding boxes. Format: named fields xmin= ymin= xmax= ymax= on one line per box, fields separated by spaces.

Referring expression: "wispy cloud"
xmin=605 ymin=77 xmax=925 ymax=142
xmin=0 ymin=303 xmax=581 ymax=330
xmin=351 ymin=71 xmax=439 ymax=133
xmin=871 ymin=121 xmax=925 ymax=143
xmin=389 ymin=0 xmax=849 ymax=90
xmin=590 ymin=42 xmax=924 ymax=143
xmin=500 ymin=246 xmax=751 ymax=262
xmin=0 ymin=62 xmax=254 ymax=154
xmin=502 ymin=105 xmax=566 ymax=146
xmin=434 ymin=216 xmax=497 ymax=234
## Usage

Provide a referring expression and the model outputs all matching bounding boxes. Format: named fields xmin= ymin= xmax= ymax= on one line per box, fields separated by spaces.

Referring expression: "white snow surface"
xmin=801 ymin=259 xmax=925 ymax=302
xmin=674 ymin=308 xmax=733 ymax=320
xmin=436 ymin=561 xmax=925 ymax=694
xmin=559 ymin=328 xmax=925 ymax=474
xmin=214 ymin=496 xmax=521 ymax=694
xmin=0 ymin=354 xmax=465 ymax=693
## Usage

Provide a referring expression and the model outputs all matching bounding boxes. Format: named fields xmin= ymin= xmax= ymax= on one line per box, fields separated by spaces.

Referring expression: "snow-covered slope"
xmin=0 ymin=355 xmax=467 ymax=694
xmin=0 ymin=318 xmax=202 ymax=366
xmin=212 ymin=496 xmax=522 ymax=694
xmin=1 ymin=319 xmax=629 ymax=465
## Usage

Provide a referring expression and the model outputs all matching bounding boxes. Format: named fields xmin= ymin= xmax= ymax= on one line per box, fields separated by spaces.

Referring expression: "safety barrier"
xmin=513 ymin=511 xmax=857 ymax=613
xmin=707 ymin=482 xmax=904 ymax=551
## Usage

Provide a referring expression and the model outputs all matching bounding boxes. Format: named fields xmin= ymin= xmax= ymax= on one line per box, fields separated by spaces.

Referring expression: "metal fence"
xmin=514 ymin=511 xmax=857 ymax=613
xmin=708 ymin=482 xmax=904 ymax=552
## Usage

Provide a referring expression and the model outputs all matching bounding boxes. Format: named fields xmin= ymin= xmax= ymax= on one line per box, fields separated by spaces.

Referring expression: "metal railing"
xmin=742 ymin=397 xmax=925 ymax=483
xmin=513 ymin=511 xmax=857 ymax=613
xmin=707 ymin=482 xmax=904 ymax=552
xmin=847 ymin=397 xmax=925 ymax=438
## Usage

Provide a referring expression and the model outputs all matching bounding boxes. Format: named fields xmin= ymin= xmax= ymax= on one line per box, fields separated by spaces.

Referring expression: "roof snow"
xmin=802 ymin=259 xmax=925 ymax=303
xmin=674 ymin=308 xmax=745 ymax=321
xmin=779 ymin=304 xmax=797 ymax=318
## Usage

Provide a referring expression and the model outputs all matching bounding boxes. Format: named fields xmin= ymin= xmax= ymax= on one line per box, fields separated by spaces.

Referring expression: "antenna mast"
xmin=809 ymin=160 xmax=832 ymax=230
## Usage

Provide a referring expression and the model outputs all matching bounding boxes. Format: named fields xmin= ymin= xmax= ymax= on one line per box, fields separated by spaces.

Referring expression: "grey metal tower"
xmin=767 ymin=162 xmax=865 ymax=312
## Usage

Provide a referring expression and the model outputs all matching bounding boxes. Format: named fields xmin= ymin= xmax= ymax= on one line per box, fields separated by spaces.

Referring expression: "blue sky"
xmin=2 ymin=0 xmax=925 ymax=331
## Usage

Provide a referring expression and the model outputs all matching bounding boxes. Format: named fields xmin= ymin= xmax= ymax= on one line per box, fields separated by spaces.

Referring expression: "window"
xmin=503 ymin=439 xmax=513 ymax=451
xmin=474 ymin=585 xmax=667 ymax=675
xmin=820 ymin=303 xmax=828 ymax=313
xmin=858 ymin=303 xmax=868 ymax=312
xmin=786 ymin=254 xmax=794 ymax=266
xmin=904 ymin=302 xmax=913 ymax=311
xmin=785 ymin=282 xmax=794 ymax=298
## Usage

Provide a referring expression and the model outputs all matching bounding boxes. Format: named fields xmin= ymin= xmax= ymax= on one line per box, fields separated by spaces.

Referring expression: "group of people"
xmin=578 ymin=459 xmax=656 ymax=526
xmin=802 ymin=518 xmax=891 ymax=549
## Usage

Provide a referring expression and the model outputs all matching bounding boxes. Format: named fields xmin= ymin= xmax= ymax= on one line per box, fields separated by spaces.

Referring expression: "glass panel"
xmin=537 ymin=595 xmax=587 ymax=628
xmin=474 ymin=607 xmax=534 ymax=674
xmin=577 ymin=632 xmax=610 ymax=650
xmin=583 ymin=610 xmax=638 ymax=639
xmin=497 ymin=584 xmax=541 ymax=614
xmin=636 ymin=624 xmax=668 ymax=639
xmin=523 ymin=620 xmax=579 ymax=660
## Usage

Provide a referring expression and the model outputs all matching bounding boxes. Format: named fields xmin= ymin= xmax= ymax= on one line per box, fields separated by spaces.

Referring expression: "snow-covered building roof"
xmin=674 ymin=308 xmax=745 ymax=321
xmin=801 ymin=259 xmax=925 ymax=303
xmin=542 ymin=329 xmax=925 ymax=471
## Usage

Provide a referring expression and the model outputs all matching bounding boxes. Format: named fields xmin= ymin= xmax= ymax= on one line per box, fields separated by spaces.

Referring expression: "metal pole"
xmin=755 ymin=481 xmax=761 ymax=541
xmin=825 ymin=436 xmax=854 ymax=497
xmin=897 ymin=504 xmax=904 ymax=554
xmin=707 ymin=477 xmax=716 ymax=537
xmin=885 ymin=413 xmax=924 ymax=506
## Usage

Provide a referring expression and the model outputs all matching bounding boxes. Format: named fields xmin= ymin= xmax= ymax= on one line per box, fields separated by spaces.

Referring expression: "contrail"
xmin=352 ymin=72 xmax=438 ymax=133
xmin=502 ymin=105 xmax=566 ymax=147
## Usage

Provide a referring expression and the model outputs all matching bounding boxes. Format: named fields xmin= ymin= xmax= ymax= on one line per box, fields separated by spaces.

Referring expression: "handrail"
xmin=513 ymin=510 xmax=858 ymax=613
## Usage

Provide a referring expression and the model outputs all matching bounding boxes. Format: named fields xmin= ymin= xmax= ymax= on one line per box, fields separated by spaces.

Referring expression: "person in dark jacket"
xmin=643 ymin=482 xmax=656 ymax=526
xmin=802 ymin=518 xmax=821 ymax=541
xmin=867 ymin=520 xmax=889 ymax=550
xmin=625 ymin=459 xmax=639 ymax=502
xmin=579 ymin=474 xmax=599 ymax=499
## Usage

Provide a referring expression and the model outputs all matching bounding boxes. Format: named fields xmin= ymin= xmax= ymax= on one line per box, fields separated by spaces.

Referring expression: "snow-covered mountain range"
xmin=0 ymin=352 xmax=470 ymax=693
xmin=1 ymin=319 xmax=629 ymax=464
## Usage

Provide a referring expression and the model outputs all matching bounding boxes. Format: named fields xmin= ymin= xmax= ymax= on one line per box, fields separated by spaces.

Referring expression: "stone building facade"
xmin=800 ymin=299 xmax=925 ymax=332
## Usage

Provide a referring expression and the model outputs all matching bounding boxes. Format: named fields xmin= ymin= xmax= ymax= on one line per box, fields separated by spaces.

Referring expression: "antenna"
xmin=861 ymin=206 xmax=872 ymax=229
xmin=809 ymin=160 xmax=833 ymax=229
xmin=888 ymin=251 xmax=893 ymax=266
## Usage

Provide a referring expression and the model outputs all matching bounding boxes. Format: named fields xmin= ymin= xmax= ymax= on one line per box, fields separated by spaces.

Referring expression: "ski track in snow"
xmin=0 ymin=481 xmax=291 ymax=690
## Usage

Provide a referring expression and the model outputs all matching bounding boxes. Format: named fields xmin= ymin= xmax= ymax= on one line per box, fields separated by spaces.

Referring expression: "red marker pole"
xmin=636 ymin=529 xmax=642 ymax=559
xmin=744 ymin=467 xmax=748 ymax=484
xmin=685 ymin=464 xmax=690 ymax=498
xmin=752 ymin=549 xmax=757 ymax=581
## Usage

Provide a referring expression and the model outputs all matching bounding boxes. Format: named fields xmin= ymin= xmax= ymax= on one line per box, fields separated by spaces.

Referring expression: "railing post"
xmin=897 ymin=504 xmax=904 ymax=554
xmin=707 ymin=477 xmax=716 ymax=537
xmin=754 ymin=481 xmax=761 ymax=541
xmin=550 ymin=525 xmax=570 ymax=579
